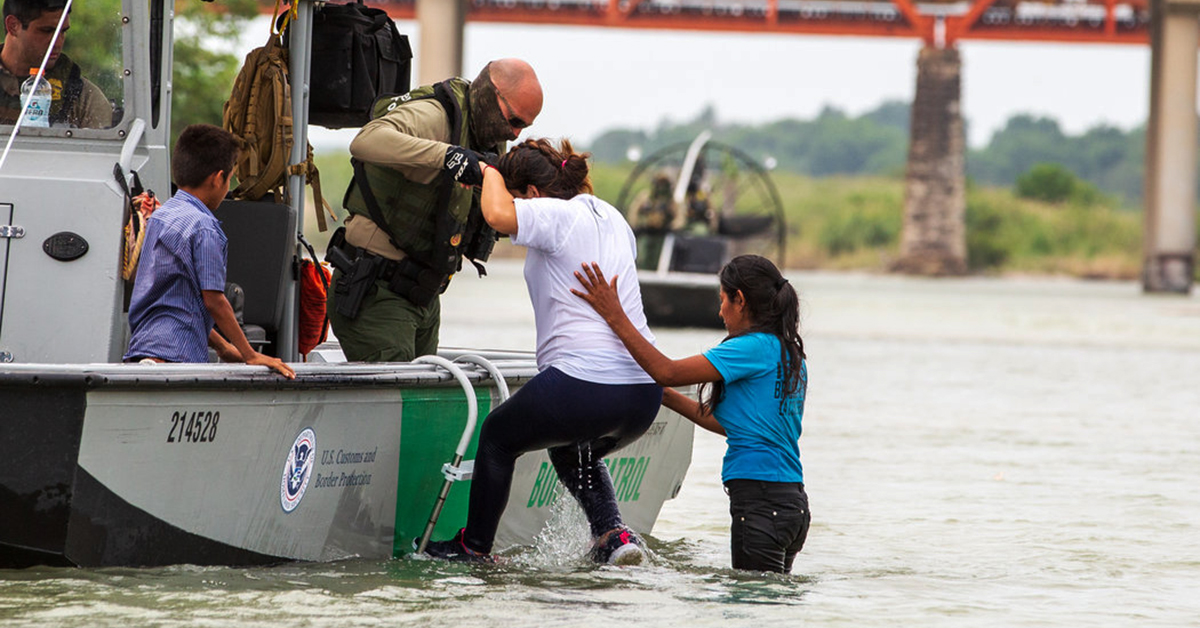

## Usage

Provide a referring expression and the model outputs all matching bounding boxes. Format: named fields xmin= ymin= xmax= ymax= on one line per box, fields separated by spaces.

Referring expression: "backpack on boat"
xmin=303 ymin=0 xmax=412 ymax=129
xmin=222 ymin=25 xmax=335 ymax=231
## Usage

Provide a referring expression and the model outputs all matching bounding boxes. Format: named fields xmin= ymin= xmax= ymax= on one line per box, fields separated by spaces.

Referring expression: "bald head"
xmin=469 ymin=58 xmax=543 ymax=147
xmin=488 ymin=58 xmax=543 ymax=122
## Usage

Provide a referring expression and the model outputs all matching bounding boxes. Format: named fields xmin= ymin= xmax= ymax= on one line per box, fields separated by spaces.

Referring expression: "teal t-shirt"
xmin=703 ymin=333 xmax=806 ymax=484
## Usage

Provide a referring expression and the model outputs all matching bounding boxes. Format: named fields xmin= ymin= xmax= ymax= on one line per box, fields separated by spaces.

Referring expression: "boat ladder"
xmin=412 ymin=354 xmax=511 ymax=554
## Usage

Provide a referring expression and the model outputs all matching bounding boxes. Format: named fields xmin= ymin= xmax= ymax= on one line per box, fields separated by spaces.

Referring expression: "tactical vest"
xmin=0 ymin=52 xmax=86 ymax=126
xmin=343 ymin=78 xmax=495 ymax=276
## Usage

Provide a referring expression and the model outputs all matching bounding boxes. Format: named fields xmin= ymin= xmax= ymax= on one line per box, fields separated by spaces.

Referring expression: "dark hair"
xmin=3 ymin=0 xmax=68 ymax=26
xmin=496 ymin=138 xmax=592 ymax=200
xmin=699 ymin=254 xmax=806 ymax=416
xmin=172 ymin=124 xmax=240 ymax=189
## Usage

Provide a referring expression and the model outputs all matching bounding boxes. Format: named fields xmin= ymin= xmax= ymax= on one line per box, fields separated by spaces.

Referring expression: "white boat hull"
xmin=0 ymin=358 xmax=694 ymax=567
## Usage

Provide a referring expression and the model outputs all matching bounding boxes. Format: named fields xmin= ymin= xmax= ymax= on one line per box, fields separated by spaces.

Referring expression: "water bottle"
xmin=20 ymin=69 xmax=51 ymax=128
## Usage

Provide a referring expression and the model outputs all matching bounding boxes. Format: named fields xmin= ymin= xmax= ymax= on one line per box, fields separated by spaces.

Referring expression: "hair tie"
xmin=775 ymin=277 xmax=789 ymax=290
xmin=561 ymin=159 xmax=567 ymax=169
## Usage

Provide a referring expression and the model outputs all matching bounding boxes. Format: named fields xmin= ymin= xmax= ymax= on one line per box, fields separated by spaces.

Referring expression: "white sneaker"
xmin=590 ymin=526 xmax=645 ymax=566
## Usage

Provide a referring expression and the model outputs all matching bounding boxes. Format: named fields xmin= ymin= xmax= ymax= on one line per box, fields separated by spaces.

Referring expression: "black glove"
xmin=444 ymin=145 xmax=484 ymax=186
xmin=477 ymin=151 xmax=500 ymax=168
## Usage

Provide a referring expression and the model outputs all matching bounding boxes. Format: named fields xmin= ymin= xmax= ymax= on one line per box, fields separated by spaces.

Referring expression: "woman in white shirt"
xmin=421 ymin=139 xmax=660 ymax=565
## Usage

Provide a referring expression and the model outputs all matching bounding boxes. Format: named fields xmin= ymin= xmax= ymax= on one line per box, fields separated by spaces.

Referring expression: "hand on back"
xmin=572 ymin=262 xmax=625 ymax=324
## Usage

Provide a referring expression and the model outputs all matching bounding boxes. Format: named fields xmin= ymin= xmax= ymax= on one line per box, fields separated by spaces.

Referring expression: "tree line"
xmin=589 ymin=102 xmax=1149 ymax=207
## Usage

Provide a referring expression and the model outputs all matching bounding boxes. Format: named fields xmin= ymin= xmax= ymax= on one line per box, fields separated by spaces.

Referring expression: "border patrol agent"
xmin=1 ymin=0 xmax=113 ymax=128
xmin=326 ymin=58 xmax=543 ymax=362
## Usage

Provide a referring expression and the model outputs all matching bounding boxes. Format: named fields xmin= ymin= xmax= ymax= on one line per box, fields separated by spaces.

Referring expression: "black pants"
xmin=462 ymin=367 xmax=662 ymax=553
xmin=726 ymin=479 xmax=810 ymax=574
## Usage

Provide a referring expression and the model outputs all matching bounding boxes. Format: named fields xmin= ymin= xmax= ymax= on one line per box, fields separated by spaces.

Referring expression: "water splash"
xmin=517 ymin=483 xmax=593 ymax=569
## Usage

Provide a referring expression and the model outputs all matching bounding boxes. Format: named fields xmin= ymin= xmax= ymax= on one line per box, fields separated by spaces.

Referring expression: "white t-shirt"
xmin=511 ymin=194 xmax=656 ymax=384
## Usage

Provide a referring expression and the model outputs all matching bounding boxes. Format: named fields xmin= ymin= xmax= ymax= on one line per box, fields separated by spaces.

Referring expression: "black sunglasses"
xmin=496 ymin=90 xmax=530 ymax=129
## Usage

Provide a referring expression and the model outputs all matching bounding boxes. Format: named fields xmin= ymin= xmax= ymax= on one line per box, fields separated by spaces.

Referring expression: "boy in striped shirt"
xmin=123 ymin=124 xmax=293 ymax=379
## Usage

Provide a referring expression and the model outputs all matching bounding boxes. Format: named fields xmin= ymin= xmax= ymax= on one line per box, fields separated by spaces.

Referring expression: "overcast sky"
xmin=280 ymin=19 xmax=1157 ymax=152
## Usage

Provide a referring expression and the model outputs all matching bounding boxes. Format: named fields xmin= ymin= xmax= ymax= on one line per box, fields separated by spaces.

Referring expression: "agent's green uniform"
xmin=0 ymin=49 xmax=112 ymax=128
xmin=328 ymin=268 xmax=442 ymax=362
xmin=328 ymin=79 xmax=494 ymax=362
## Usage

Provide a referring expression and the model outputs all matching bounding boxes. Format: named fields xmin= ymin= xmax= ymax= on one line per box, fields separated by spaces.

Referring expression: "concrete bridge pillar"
xmin=1143 ymin=0 xmax=1199 ymax=294
xmin=416 ymin=0 xmax=466 ymax=83
xmin=894 ymin=46 xmax=968 ymax=276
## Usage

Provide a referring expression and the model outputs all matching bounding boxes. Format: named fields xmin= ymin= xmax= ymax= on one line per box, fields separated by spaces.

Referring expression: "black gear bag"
xmin=304 ymin=0 xmax=412 ymax=129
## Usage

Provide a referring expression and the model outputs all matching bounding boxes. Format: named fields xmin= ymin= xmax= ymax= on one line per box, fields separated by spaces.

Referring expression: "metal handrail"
xmin=411 ymin=354 xmax=513 ymax=554
xmin=454 ymin=354 xmax=511 ymax=404
xmin=412 ymin=355 xmax=477 ymax=554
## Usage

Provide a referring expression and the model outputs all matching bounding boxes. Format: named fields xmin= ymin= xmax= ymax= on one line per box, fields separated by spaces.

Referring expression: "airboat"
xmin=617 ymin=131 xmax=787 ymax=328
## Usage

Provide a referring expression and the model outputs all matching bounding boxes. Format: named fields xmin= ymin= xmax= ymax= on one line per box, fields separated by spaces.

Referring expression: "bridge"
xmin=375 ymin=0 xmax=1152 ymax=44
xmin=355 ymin=0 xmax=1194 ymax=293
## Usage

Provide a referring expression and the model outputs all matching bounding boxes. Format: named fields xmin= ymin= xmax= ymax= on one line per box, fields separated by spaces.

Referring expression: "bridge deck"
xmin=361 ymin=0 xmax=1151 ymax=45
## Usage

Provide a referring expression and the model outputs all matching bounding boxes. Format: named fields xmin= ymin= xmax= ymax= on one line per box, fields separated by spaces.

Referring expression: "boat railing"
xmin=411 ymin=353 xmax=512 ymax=553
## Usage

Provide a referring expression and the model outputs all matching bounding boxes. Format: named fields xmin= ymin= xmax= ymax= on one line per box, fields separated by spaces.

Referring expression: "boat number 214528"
xmin=166 ymin=410 xmax=220 ymax=443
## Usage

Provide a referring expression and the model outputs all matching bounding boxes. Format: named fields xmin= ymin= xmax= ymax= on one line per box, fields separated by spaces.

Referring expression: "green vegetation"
xmin=1015 ymin=163 xmax=1081 ymax=203
xmin=780 ymin=172 xmax=1142 ymax=278
xmin=585 ymin=104 xmax=1164 ymax=279
xmin=63 ymin=0 xmax=123 ymax=99
xmin=969 ymin=115 xmax=1144 ymax=204
xmin=1014 ymin=162 xmax=1112 ymax=207
xmin=591 ymin=103 xmax=909 ymax=179
xmin=963 ymin=185 xmax=1142 ymax=278
xmin=592 ymin=104 xmax=1150 ymax=205
xmin=167 ymin=0 xmax=260 ymax=137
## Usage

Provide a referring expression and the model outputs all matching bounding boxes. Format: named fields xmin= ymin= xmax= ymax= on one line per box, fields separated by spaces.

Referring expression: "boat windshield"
xmin=0 ymin=0 xmax=126 ymax=136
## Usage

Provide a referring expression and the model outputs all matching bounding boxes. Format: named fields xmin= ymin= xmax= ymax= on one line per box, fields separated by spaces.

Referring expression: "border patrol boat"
xmin=0 ymin=0 xmax=693 ymax=568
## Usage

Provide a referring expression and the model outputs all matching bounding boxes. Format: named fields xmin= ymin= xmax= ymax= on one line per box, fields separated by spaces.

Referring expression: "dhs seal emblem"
xmin=280 ymin=428 xmax=316 ymax=513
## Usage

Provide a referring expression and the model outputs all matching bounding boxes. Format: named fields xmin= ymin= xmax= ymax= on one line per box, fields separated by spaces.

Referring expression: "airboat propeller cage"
xmin=673 ymin=130 xmax=712 ymax=207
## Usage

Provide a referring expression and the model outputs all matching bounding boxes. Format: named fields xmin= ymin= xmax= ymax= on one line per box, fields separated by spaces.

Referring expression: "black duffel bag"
xmin=305 ymin=0 xmax=412 ymax=129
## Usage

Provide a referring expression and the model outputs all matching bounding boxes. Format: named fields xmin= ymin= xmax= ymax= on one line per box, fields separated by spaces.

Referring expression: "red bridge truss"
xmin=366 ymin=0 xmax=1152 ymax=46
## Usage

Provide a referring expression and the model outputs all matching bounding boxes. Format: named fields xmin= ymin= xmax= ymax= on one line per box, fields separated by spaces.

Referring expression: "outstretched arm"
xmin=203 ymin=291 xmax=295 ymax=379
xmin=663 ymin=388 xmax=725 ymax=435
xmin=572 ymin=262 xmax=721 ymax=388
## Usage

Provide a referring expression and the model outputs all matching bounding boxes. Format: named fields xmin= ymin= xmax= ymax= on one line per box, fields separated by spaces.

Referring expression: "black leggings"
xmin=726 ymin=479 xmax=810 ymax=573
xmin=462 ymin=367 xmax=662 ymax=553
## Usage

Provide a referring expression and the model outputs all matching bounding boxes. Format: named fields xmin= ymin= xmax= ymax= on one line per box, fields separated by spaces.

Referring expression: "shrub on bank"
xmin=1015 ymin=163 xmax=1115 ymax=208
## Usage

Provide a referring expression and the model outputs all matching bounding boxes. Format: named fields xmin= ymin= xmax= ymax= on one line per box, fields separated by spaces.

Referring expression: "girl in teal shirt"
xmin=574 ymin=254 xmax=809 ymax=573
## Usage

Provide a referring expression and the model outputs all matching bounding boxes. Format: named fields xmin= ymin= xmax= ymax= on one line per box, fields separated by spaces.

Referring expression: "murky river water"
xmin=3 ymin=260 xmax=1198 ymax=626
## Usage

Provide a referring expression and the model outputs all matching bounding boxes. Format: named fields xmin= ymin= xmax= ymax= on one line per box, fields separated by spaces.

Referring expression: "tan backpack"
xmin=222 ymin=30 xmax=334 ymax=231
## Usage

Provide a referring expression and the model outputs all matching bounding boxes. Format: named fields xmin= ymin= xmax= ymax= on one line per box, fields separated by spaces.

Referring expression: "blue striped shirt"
xmin=124 ymin=190 xmax=227 ymax=363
